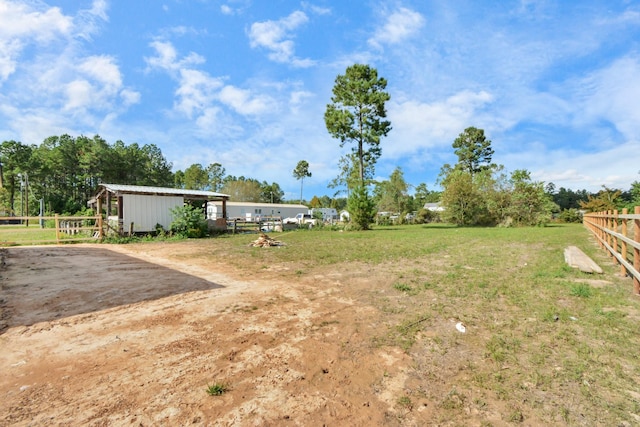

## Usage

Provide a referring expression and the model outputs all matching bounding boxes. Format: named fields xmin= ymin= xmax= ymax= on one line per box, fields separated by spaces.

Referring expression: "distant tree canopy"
xmin=0 ymin=135 xmax=173 ymax=214
xmin=439 ymin=129 xmax=557 ymax=226
xmin=578 ymin=186 xmax=622 ymax=213
xmin=176 ymin=162 xmax=227 ymax=192
xmin=373 ymin=167 xmax=410 ymax=215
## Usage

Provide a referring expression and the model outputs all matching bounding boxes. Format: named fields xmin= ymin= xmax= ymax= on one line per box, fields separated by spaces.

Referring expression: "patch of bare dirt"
xmin=0 ymin=243 xmax=421 ymax=426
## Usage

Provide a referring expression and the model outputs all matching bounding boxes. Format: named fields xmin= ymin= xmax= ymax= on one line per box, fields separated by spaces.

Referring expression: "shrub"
xmin=347 ymin=186 xmax=376 ymax=230
xmin=170 ymin=204 xmax=208 ymax=238
xmin=558 ymin=208 xmax=583 ymax=223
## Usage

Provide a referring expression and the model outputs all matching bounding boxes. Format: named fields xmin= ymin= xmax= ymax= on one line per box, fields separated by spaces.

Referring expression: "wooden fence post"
xmin=621 ymin=209 xmax=628 ymax=277
xmin=607 ymin=211 xmax=614 ymax=261
xmin=634 ymin=206 xmax=640 ymax=295
xmin=55 ymin=214 xmax=61 ymax=244
xmin=97 ymin=215 xmax=103 ymax=239
xmin=613 ymin=210 xmax=619 ymax=266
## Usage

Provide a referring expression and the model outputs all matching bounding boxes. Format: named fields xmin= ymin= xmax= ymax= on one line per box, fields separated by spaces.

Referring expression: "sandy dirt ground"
xmin=0 ymin=243 xmax=432 ymax=426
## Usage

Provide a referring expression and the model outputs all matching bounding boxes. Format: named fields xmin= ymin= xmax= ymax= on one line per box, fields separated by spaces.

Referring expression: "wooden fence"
xmin=0 ymin=215 xmax=103 ymax=245
xmin=583 ymin=207 xmax=640 ymax=294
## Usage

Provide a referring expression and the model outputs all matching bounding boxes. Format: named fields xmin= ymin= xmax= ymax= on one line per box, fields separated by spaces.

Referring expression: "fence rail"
xmin=0 ymin=215 xmax=103 ymax=245
xmin=583 ymin=207 xmax=640 ymax=295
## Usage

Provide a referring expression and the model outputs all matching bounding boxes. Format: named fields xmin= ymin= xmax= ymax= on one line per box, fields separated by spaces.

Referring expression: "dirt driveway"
xmin=0 ymin=243 xmax=417 ymax=426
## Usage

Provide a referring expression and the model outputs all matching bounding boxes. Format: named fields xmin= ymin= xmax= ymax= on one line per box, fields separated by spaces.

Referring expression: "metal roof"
xmin=97 ymin=184 xmax=230 ymax=199
xmin=209 ymin=201 xmax=308 ymax=209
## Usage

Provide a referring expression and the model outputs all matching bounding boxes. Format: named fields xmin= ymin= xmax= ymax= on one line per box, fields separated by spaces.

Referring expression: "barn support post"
xmin=117 ymin=196 xmax=124 ymax=236
xmin=97 ymin=196 xmax=103 ymax=238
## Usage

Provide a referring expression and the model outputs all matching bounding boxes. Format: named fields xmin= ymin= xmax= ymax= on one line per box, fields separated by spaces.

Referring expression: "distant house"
xmin=92 ymin=184 xmax=230 ymax=234
xmin=424 ymin=202 xmax=444 ymax=212
xmin=206 ymin=201 xmax=309 ymax=222
xmin=310 ymin=207 xmax=339 ymax=222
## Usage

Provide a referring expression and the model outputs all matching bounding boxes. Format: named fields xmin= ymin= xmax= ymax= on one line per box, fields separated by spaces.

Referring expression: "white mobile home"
xmin=207 ymin=202 xmax=309 ymax=221
xmin=310 ymin=207 xmax=339 ymax=221
xmin=93 ymin=184 xmax=230 ymax=234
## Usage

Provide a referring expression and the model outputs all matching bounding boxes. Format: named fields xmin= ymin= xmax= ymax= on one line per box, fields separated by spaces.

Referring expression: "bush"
xmin=415 ymin=208 xmax=440 ymax=224
xmin=558 ymin=208 xmax=583 ymax=223
xmin=170 ymin=204 xmax=208 ymax=238
xmin=347 ymin=186 xmax=376 ymax=230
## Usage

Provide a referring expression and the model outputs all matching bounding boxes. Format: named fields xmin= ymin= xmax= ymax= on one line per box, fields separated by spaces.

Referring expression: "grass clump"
xmin=206 ymin=382 xmax=229 ymax=396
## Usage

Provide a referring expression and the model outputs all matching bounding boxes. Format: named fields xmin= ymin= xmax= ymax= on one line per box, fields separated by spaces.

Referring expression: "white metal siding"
xmin=123 ymin=194 xmax=183 ymax=232
xmin=208 ymin=202 xmax=308 ymax=219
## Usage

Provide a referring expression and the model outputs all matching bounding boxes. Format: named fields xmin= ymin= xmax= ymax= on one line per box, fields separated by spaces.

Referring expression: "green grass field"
xmin=0 ymin=225 xmax=96 ymax=245
xmin=194 ymin=223 xmax=640 ymax=424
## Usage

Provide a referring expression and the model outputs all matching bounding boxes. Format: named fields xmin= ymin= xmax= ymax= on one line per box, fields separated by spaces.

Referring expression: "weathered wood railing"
xmin=0 ymin=215 xmax=103 ymax=244
xmin=583 ymin=207 xmax=640 ymax=294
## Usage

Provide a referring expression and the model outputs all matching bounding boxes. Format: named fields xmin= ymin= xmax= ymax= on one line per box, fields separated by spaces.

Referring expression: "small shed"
xmin=92 ymin=184 xmax=230 ymax=234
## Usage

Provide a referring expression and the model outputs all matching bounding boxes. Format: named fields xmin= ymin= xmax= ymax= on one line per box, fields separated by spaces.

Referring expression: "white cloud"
xmin=120 ymin=89 xmax=140 ymax=106
xmin=386 ymin=90 xmax=494 ymax=157
xmin=575 ymin=55 xmax=640 ymax=141
xmin=516 ymin=139 xmax=640 ymax=191
xmin=74 ymin=0 xmax=109 ymax=40
xmin=145 ymin=40 xmax=205 ymax=72
xmin=78 ymin=55 xmax=122 ymax=90
xmin=61 ymin=55 xmax=137 ymax=113
xmin=368 ymin=7 xmax=425 ymax=48
xmin=64 ymin=80 xmax=93 ymax=111
xmin=248 ymin=10 xmax=315 ymax=67
xmin=0 ymin=1 xmax=72 ymax=82
xmin=147 ymin=40 xmax=276 ymax=121
xmin=175 ymin=69 xmax=224 ymax=117
xmin=302 ymin=2 xmax=331 ymax=16
xmin=218 ymin=85 xmax=272 ymax=115
xmin=0 ymin=1 xmax=138 ymax=141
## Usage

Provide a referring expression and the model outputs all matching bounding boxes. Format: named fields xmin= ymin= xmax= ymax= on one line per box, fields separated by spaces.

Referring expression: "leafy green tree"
xmin=552 ymin=187 xmax=589 ymax=210
xmin=0 ymin=140 xmax=33 ymax=213
xmin=374 ymin=167 xmax=409 ymax=214
xmin=293 ymin=160 xmax=312 ymax=204
xmin=183 ymin=164 xmax=209 ymax=190
xmin=506 ymin=169 xmax=556 ymax=226
xmin=259 ymin=182 xmax=284 ymax=203
xmin=220 ymin=176 xmax=262 ymax=202
xmin=452 ymin=127 xmax=495 ymax=176
xmin=0 ymin=187 xmax=10 ymax=215
xmin=324 ymin=63 xmax=391 ymax=186
xmin=174 ymin=170 xmax=185 ymax=188
xmin=413 ymin=183 xmax=430 ymax=208
xmin=207 ymin=163 xmax=226 ymax=192
xmin=579 ymin=186 xmax=622 ymax=212
xmin=631 ymin=181 xmax=640 ymax=205
xmin=347 ymin=186 xmax=376 ymax=230
xmin=440 ymin=169 xmax=489 ymax=226
xmin=319 ymin=195 xmax=332 ymax=207
xmin=309 ymin=195 xmax=321 ymax=208
xmin=328 ymin=153 xmax=374 ymax=197
xmin=141 ymin=144 xmax=174 ymax=187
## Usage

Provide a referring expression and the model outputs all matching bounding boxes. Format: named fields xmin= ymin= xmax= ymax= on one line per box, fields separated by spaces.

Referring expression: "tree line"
xmin=2 ymin=64 xmax=638 ymax=226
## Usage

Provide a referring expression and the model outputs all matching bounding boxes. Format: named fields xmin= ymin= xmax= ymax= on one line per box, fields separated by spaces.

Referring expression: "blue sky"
xmin=1 ymin=0 xmax=639 ymax=201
